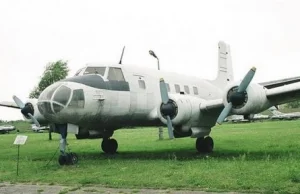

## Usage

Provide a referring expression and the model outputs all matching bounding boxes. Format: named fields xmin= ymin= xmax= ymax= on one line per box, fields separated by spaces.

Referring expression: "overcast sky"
xmin=0 ymin=0 xmax=299 ymax=121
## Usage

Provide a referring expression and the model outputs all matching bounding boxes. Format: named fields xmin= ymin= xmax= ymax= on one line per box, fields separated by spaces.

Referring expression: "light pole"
xmin=149 ymin=50 xmax=165 ymax=139
xmin=149 ymin=50 xmax=160 ymax=70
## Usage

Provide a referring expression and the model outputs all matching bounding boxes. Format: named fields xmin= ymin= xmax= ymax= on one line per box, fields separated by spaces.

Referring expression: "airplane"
xmin=0 ymin=125 xmax=16 ymax=134
xmin=269 ymin=107 xmax=300 ymax=120
xmin=226 ymin=113 xmax=269 ymax=123
xmin=2 ymin=41 xmax=300 ymax=165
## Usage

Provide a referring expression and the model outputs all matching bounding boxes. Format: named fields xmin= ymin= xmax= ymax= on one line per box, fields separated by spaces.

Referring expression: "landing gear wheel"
xmin=58 ymin=155 xmax=69 ymax=165
xmin=196 ymin=136 xmax=214 ymax=153
xmin=58 ymin=153 xmax=78 ymax=165
xmin=69 ymin=152 xmax=79 ymax=164
xmin=101 ymin=138 xmax=118 ymax=154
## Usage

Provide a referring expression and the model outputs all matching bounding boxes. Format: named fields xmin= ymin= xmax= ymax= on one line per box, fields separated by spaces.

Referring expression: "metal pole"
xmin=157 ymin=58 xmax=160 ymax=70
xmin=158 ymin=127 xmax=163 ymax=140
xmin=17 ymin=145 xmax=20 ymax=176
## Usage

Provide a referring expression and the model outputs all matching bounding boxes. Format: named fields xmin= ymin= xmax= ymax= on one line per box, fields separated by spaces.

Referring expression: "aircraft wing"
xmin=200 ymin=99 xmax=224 ymax=112
xmin=0 ymin=101 xmax=20 ymax=109
xmin=259 ymin=76 xmax=300 ymax=89
xmin=266 ymin=81 xmax=300 ymax=105
xmin=201 ymin=76 xmax=300 ymax=113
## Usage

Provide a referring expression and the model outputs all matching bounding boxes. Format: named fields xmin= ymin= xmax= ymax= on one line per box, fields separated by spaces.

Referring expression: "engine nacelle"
xmin=158 ymin=94 xmax=204 ymax=126
xmin=223 ymin=82 xmax=271 ymax=115
xmin=23 ymin=99 xmax=48 ymax=125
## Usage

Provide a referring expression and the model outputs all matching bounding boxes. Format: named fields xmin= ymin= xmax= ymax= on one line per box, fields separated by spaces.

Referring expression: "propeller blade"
xmin=237 ymin=67 xmax=256 ymax=92
xmin=166 ymin=116 xmax=174 ymax=139
xmin=28 ymin=113 xmax=40 ymax=127
xmin=217 ymin=103 xmax=233 ymax=124
xmin=13 ymin=95 xmax=25 ymax=108
xmin=159 ymin=78 xmax=169 ymax=104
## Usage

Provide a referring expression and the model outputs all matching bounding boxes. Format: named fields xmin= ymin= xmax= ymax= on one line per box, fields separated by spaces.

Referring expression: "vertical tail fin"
xmin=212 ymin=41 xmax=234 ymax=88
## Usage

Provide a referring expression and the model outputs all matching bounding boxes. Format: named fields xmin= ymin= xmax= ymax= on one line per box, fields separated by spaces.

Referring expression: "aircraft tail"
xmin=212 ymin=41 xmax=234 ymax=88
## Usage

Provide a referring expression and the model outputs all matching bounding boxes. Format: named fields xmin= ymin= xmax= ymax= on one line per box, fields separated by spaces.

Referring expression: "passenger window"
xmin=84 ymin=67 xmax=106 ymax=76
xmin=193 ymin=86 xmax=198 ymax=95
xmin=108 ymin=68 xmax=125 ymax=81
xmin=166 ymin=83 xmax=170 ymax=92
xmin=138 ymin=80 xmax=146 ymax=89
xmin=184 ymin=85 xmax=190 ymax=94
xmin=175 ymin=84 xmax=180 ymax=93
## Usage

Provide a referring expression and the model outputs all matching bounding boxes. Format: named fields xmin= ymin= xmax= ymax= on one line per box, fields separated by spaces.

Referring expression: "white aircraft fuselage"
xmin=37 ymin=63 xmax=224 ymax=137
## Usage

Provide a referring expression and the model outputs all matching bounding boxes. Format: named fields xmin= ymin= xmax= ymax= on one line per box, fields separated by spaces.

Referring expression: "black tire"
xmin=69 ymin=152 xmax=79 ymax=164
xmin=58 ymin=155 xmax=68 ymax=165
xmin=203 ymin=136 xmax=214 ymax=153
xmin=101 ymin=139 xmax=109 ymax=153
xmin=196 ymin=137 xmax=205 ymax=152
xmin=107 ymin=139 xmax=118 ymax=154
xmin=196 ymin=136 xmax=214 ymax=153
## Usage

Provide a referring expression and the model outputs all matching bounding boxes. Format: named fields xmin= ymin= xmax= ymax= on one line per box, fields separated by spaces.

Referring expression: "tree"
xmin=285 ymin=100 xmax=300 ymax=109
xmin=29 ymin=60 xmax=69 ymax=98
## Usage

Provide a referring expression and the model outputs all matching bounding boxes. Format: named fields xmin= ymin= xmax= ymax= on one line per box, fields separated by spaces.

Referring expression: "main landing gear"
xmin=56 ymin=124 xmax=79 ymax=165
xmin=196 ymin=136 xmax=214 ymax=153
xmin=101 ymin=138 xmax=118 ymax=154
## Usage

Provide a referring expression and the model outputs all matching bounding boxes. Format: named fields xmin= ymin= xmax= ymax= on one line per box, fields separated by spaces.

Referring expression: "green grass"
xmin=1 ymin=120 xmax=300 ymax=193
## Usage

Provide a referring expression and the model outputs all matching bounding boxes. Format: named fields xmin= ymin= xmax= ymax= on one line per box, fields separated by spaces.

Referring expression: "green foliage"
xmin=1 ymin=120 xmax=300 ymax=193
xmin=285 ymin=100 xmax=300 ymax=108
xmin=29 ymin=60 xmax=69 ymax=98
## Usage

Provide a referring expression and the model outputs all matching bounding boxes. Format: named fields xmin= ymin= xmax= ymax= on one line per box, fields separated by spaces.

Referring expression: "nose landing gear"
xmin=58 ymin=152 xmax=78 ymax=165
xmin=56 ymin=124 xmax=79 ymax=165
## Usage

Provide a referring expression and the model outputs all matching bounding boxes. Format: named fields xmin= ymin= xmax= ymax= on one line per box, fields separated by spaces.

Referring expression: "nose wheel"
xmin=56 ymin=124 xmax=79 ymax=165
xmin=196 ymin=136 xmax=214 ymax=153
xmin=58 ymin=152 xmax=78 ymax=165
xmin=101 ymin=138 xmax=118 ymax=154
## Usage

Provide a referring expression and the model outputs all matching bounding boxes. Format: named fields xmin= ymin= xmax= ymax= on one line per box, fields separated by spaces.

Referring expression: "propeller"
xmin=13 ymin=95 xmax=40 ymax=127
xmin=217 ymin=67 xmax=256 ymax=124
xmin=159 ymin=78 xmax=175 ymax=139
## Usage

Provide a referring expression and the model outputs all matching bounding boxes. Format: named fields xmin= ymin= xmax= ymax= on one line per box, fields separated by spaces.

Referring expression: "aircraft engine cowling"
xmin=23 ymin=99 xmax=48 ymax=125
xmin=158 ymin=94 xmax=203 ymax=126
xmin=223 ymin=82 xmax=271 ymax=115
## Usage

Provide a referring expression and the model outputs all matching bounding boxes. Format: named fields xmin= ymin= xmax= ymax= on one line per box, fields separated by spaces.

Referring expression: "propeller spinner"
xmin=217 ymin=67 xmax=256 ymax=124
xmin=13 ymin=95 xmax=40 ymax=127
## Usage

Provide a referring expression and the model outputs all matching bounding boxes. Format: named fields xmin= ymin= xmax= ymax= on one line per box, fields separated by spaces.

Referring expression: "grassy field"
xmin=1 ymin=120 xmax=300 ymax=193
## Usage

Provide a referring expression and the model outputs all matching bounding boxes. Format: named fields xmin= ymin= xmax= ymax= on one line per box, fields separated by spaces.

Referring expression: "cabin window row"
xmin=137 ymin=81 xmax=199 ymax=95
xmin=168 ymin=83 xmax=198 ymax=95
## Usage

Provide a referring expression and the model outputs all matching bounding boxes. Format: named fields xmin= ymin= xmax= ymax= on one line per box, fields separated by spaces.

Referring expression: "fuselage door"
xmin=130 ymin=75 xmax=148 ymax=117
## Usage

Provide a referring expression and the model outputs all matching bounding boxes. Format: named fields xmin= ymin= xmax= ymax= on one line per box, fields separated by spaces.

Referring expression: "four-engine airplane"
xmin=2 ymin=41 xmax=300 ymax=165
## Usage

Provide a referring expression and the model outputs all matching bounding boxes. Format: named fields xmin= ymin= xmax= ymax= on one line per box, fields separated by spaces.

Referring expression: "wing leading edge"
xmin=0 ymin=101 xmax=20 ymax=109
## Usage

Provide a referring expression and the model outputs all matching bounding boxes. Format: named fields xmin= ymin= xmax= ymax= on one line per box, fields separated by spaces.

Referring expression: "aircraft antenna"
xmin=118 ymin=46 xmax=125 ymax=64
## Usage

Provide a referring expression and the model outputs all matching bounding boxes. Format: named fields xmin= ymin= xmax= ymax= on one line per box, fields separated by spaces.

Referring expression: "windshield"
xmin=83 ymin=67 xmax=106 ymax=76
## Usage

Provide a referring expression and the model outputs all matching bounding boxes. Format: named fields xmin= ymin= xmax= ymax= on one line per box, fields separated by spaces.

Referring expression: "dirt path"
xmin=0 ymin=182 xmax=242 ymax=194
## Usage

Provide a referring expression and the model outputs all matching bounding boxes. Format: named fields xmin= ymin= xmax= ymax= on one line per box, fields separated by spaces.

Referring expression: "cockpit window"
xmin=83 ymin=67 xmax=106 ymax=76
xmin=53 ymin=85 xmax=71 ymax=105
xmin=107 ymin=67 xmax=125 ymax=81
xmin=39 ymin=83 xmax=61 ymax=100
xmin=69 ymin=89 xmax=85 ymax=108
xmin=74 ymin=68 xmax=84 ymax=76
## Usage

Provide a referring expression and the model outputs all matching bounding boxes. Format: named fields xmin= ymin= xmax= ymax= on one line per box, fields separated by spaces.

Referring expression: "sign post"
xmin=13 ymin=135 xmax=28 ymax=176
